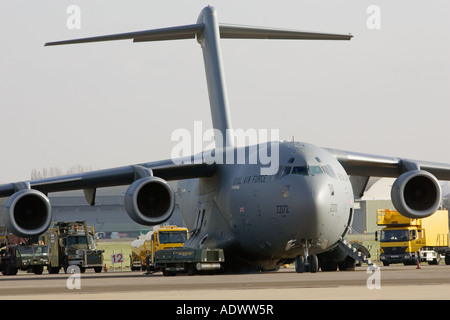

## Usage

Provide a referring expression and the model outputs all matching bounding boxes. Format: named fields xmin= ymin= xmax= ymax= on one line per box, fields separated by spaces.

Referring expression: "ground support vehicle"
xmin=0 ymin=244 xmax=49 ymax=275
xmin=376 ymin=209 xmax=450 ymax=266
xmin=151 ymin=247 xmax=225 ymax=276
xmin=130 ymin=225 xmax=188 ymax=271
xmin=42 ymin=221 xmax=104 ymax=274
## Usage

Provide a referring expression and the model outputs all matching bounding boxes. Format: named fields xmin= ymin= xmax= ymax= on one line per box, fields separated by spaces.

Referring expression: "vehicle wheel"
xmin=94 ymin=267 xmax=102 ymax=273
xmin=163 ymin=269 xmax=176 ymax=276
xmin=295 ymin=255 xmax=305 ymax=273
xmin=429 ymin=257 xmax=440 ymax=265
xmin=445 ymin=254 xmax=450 ymax=265
xmin=48 ymin=266 xmax=60 ymax=274
xmin=186 ymin=263 xmax=197 ymax=276
xmin=33 ymin=266 xmax=44 ymax=275
xmin=3 ymin=260 xmax=18 ymax=276
xmin=383 ymin=261 xmax=390 ymax=267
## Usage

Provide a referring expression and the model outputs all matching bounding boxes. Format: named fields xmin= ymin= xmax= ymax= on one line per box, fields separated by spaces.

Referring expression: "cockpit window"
xmin=291 ymin=166 xmax=323 ymax=176
xmin=292 ymin=166 xmax=308 ymax=175
xmin=322 ymin=165 xmax=337 ymax=179
xmin=309 ymin=166 xmax=323 ymax=175
xmin=278 ymin=166 xmax=291 ymax=178
xmin=278 ymin=165 xmax=326 ymax=178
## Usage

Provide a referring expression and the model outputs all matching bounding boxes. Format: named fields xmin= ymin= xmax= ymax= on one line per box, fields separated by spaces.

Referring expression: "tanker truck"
xmin=130 ymin=225 xmax=188 ymax=271
xmin=129 ymin=225 xmax=225 ymax=275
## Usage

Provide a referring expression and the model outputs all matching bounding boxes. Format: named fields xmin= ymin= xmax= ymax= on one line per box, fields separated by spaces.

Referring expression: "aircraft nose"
xmin=291 ymin=177 xmax=331 ymax=244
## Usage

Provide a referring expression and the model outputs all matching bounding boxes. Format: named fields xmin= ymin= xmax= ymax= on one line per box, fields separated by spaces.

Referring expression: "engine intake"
xmin=391 ymin=170 xmax=441 ymax=219
xmin=124 ymin=177 xmax=175 ymax=225
xmin=2 ymin=189 xmax=52 ymax=237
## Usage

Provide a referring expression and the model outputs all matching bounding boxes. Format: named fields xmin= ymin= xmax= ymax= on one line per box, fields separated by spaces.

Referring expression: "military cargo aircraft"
xmin=1 ymin=6 xmax=449 ymax=272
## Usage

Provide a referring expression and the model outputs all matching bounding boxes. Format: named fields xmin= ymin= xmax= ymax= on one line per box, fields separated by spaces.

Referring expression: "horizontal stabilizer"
xmin=45 ymin=23 xmax=352 ymax=47
xmin=45 ymin=23 xmax=204 ymax=46
xmin=219 ymin=24 xmax=352 ymax=40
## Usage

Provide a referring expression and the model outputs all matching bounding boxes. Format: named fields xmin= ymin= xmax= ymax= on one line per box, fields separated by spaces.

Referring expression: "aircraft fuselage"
xmin=177 ymin=141 xmax=354 ymax=271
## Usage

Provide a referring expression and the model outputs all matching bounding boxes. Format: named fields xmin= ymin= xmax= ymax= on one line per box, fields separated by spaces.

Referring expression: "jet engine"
xmin=124 ymin=176 xmax=175 ymax=225
xmin=2 ymin=189 xmax=52 ymax=237
xmin=391 ymin=170 xmax=441 ymax=219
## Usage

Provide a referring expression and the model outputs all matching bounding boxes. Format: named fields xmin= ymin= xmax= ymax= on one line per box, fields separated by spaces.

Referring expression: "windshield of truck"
xmin=380 ymin=229 xmax=410 ymax=242
xmin=159 ymin=231 xmax=188 ymax=244
xmin=65 ymin=235 xmax=96 ymax=249
xmin=17 ymin=246 xmax=48 ymax=256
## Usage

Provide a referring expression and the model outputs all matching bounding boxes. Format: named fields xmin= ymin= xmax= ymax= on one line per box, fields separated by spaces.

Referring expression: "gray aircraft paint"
xmin=178 ymin=142 xmax=354 ymax=269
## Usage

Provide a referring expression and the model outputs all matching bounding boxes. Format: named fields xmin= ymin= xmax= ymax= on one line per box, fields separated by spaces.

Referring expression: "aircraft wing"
xmin=0 ymin=158 xmax=215 ymax=199
xmin=327 ymin=148 xmax=450 ymax=180
xmin=326 ymin=147 xmax=450 ymax=219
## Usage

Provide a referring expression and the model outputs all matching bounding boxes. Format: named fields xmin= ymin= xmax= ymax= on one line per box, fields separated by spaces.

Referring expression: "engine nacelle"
xmin=391 ymin=170 xmax=441 ymax=219
xmin=124 ymin=177 xmax=175 ymax=225
xmin=2 ymin=189 xmax=52 ymax=237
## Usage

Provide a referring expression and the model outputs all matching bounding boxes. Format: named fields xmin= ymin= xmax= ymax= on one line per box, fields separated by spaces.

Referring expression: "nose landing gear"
xmin=295 ymin=242 xmax=318 ymax=273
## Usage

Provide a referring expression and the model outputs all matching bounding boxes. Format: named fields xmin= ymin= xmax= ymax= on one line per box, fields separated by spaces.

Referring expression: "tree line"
xmin=30 ymin=165 xmax=92 ymax=180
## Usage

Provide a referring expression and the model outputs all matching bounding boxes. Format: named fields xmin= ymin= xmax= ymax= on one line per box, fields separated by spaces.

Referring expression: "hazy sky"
xmin=1 ymin=0 xmax=449 ymax=183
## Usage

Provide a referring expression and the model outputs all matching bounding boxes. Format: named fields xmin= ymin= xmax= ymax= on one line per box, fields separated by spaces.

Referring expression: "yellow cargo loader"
xmin=129 ymin=225 xmax=188 ymax=271
xmin=376 ymin=209 xmax=450 ymax=266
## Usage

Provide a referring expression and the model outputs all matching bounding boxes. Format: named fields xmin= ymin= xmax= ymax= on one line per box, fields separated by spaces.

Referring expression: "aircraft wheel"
xmin=295 ymin=255 xmax=305 ymax=273
xmin=308 ymin=255 xmax=318 ymax=273
xmin=320 ymin=261 xmax=338 ymax=272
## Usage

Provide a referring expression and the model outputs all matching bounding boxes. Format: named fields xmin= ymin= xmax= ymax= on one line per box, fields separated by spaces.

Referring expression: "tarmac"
xmin=1 ymin=264 xmax=450 ymax=300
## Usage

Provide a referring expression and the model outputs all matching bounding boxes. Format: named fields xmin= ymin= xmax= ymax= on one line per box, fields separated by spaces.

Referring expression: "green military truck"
xmin=152 ymin=247 xmax=225 ymax=276
xmin=1 ymin=243 xmax=49 ymax=275
xmin=42 ymin=221 xmax=104 ymax=274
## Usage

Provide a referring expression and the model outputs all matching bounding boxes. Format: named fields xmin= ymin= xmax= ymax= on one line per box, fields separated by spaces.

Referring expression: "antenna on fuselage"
xmin=45 ymin=6 xmax=352 ymax=149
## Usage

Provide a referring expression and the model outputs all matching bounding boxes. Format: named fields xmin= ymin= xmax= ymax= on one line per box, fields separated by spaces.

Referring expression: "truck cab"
xmin=43 ymin=221 xmax=104 ymax=274
xmin=378 ymin=226 xmax=422 ymax=266
xmin=1 ymin=244 xmax=49 ymax=275
xmin=376 ymin=209 xmax=449 ymax=266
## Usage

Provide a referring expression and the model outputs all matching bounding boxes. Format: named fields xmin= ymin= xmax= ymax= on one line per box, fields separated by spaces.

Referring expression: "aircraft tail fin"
xmin=46 ymin=6 xmax=352 ymax=148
